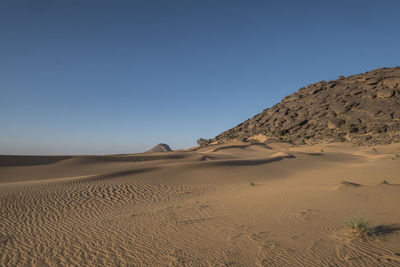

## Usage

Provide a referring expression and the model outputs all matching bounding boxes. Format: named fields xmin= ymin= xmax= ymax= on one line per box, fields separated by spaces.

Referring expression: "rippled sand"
xmin=1 ymin=141 xmax=400 ymax=266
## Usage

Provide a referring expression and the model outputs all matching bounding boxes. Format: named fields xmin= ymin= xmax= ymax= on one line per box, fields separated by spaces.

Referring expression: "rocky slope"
xmin=146 ymin=143 xmax=172 ymax=153
xmin=214 ymin=67 xmax=400 ymax=145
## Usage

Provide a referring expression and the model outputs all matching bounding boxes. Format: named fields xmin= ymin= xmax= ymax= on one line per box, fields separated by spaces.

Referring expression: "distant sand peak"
xmin=146 ymin=143 xmax=172 ymax=153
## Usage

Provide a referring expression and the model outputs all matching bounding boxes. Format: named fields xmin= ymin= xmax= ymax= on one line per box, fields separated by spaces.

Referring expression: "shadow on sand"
xmin=212 ymin=143 xmax=272 ymax=152
xmin=373 ymin=224 xmax=400 ymax=236
xmin=0 ymin=156 xmax=72 ymax=167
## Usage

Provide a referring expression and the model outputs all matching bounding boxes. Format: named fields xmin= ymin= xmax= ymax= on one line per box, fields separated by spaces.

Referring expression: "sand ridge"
xmin=1 ymin=141 xmax=400 ymax=266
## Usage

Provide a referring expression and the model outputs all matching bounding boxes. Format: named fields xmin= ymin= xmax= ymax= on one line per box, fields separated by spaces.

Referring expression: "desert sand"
xmin=1 ymin=141 xmax=400 ymax=266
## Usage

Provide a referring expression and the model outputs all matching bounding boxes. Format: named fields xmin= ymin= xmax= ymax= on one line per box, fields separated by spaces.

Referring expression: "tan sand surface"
xmin=1 ymin=142 xmax=400 ymax=266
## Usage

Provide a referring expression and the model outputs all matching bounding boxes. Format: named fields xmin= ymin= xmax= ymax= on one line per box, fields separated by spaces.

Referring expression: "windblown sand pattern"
xmin=1 ymin=142 xmax=400 ymax=266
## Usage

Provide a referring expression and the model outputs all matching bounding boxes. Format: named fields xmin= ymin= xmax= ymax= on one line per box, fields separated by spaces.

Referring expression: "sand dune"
xmin=1 ymin=142 xmax=400 ymax=266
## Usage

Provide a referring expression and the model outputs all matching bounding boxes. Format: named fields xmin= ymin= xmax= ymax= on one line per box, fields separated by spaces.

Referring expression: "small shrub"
xmin=197 ymin=138 xmax=212 ymax=147
xmin=249 ymin=182 xmax=256 ymax=186
xmin=345 ymin=124 xmax=358 ymax=134
xmin=344 ymin=217 xmax=375 ymax=236
xmin=277 ymin=130 xmax=285 ymax=136
xmin=373 ymin=128 xmax=381 ymax=134
xmin=226 ymin=132 xmax=235 ymax=139
xmin=273 ymin=129 xmax=286 ymax=136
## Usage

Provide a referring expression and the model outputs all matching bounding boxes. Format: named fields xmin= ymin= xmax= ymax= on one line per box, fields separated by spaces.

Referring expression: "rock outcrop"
xmin=214 ymin=67 xmax=400 ymax=145
xmin=146 ymin=144 xmax=172 ymax=153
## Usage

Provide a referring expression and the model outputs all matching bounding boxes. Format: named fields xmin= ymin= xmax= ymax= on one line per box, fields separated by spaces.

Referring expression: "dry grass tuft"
xmin=344 ymin=217 xmax=375 ymax=236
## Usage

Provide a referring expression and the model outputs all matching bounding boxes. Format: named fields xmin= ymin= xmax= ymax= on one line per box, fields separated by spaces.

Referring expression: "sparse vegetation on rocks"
xmin=197 ymin=138 xmax=212 ymax=147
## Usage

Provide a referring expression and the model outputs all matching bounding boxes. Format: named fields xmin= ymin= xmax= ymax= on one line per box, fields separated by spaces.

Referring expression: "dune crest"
xmin=1 ymin=142 xmax=400 ymax=265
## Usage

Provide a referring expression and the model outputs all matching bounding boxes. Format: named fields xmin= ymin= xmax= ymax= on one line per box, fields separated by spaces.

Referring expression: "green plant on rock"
xmin=345 ymin=124 xmax=358 ymax=134
xmin=226 ymin=132 xmax=235 ymax=139
xmin=275 ymin=129 xmax=286 ymax=136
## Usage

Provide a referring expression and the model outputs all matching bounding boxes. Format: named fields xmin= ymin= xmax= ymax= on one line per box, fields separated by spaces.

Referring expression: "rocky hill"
xmin=214 ymin=67 xmax=400 ymax=145
xmin=146 ymin=144 xmax=172 ymax=153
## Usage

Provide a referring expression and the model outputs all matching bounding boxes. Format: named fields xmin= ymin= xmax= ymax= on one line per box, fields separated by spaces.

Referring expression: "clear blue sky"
xmin=1 ymin=0 xmax=399 ymax=155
